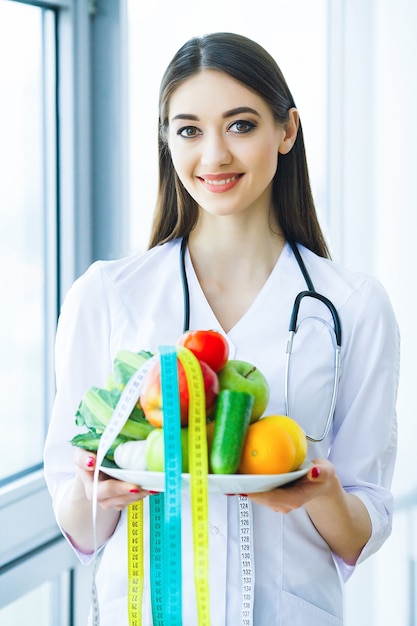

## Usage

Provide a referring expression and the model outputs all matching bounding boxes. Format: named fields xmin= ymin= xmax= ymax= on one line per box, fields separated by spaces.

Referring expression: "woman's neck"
xmin=188 ymin=210 xmax=284 ymax=270
xmin=187 ymin=217 xmax=286 ymax=332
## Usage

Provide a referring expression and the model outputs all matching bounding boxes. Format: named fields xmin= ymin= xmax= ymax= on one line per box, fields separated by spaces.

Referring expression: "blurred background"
xmin=0 ymin=0 xmax=416 ymax=623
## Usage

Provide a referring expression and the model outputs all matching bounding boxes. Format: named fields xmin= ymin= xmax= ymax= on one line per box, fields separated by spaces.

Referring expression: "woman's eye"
xmin=178 ymin=126 xmax=200 ymax=138
xmin=229 ymin=120 xmax=256 ymax=134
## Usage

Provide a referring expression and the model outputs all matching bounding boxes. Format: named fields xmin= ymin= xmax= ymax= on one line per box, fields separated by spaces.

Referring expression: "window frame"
xmin=0 ymin=0 xmax=91 ymax=618
xmin=0 ymin=1 xmax=129 ymax=620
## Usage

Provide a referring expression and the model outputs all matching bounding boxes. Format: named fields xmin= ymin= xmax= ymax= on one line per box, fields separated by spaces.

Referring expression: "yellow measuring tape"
xmin=127 ymin=501 xmax=144 ymax=625
xmin=177 ymin=346 xmax=211 ymax=626
xmin=92 ymin=356 xmax=157 ymax=626
xmin=126 ymin=346 xmax=211 ymax=625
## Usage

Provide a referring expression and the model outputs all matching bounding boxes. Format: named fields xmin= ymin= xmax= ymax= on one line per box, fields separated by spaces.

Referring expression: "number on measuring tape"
xmin=128 ymin=501 xmax=144 ymax=625
xmin=239 ymin=495 xmax=255 ymax=625
xmin=149 ymin=493 xmax=165 ymax=626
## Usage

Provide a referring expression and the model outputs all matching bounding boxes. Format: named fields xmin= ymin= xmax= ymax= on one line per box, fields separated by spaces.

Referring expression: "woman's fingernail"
xmin=224 ymin=493 xmax=248 ymax=497
xmin=86 ymin=456 xmax=95 ymax=468
xmin=130 ymin=489 xmax=140 ymax=493
xmin=311 ymin=466 xmax=320 ymax=479
xmin=149 ymin=490 xmax=160 ymax=495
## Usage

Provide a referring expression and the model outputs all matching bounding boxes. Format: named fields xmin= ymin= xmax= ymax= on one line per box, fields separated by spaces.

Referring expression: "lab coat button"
xmin=209 ymin=525 xmax=218 ymax=535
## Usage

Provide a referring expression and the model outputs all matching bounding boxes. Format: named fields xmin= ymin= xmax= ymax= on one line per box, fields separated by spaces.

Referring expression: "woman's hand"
xmin=247 ymin=458 xmax=372 ymax=564
xmin=56 ymin=448 xmax=150 ymax=554
xmin=246 ymin=458 xmax=335 ymax=513
xmin=74 ymin=448 xmax=150 ymax=511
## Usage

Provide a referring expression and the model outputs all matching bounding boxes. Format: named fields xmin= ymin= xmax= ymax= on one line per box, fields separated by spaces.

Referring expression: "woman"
xmin=44 ymin=33 xmax=399 ymax=625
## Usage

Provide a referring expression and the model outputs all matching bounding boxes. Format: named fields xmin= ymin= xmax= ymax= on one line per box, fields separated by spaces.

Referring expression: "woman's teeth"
xmin=204 ymin=176 xmax=238 ymax=186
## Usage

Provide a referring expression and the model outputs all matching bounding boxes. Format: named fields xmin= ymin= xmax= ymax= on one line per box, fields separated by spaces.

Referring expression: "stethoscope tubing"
xmin=284 ymin=334 xmax=341 ymax=442
xmin=286 ymin=242 xmax=342 ymax=441
xmin=180 ymin=237 xmax=342 ymax=442
xmin=180 ymin=236 xmax=191 ymax=333
xmin=289 ymin=290 xmax=342 ymax=347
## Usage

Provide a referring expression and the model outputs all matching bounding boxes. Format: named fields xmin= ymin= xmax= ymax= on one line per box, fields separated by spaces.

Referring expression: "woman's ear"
xmin=278 ymin=108 xmax=299 ymax=155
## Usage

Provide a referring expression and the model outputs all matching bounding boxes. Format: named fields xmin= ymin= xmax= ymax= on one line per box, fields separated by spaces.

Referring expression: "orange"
xmin=238 ymin=416 xmax=296 ymax=475
xmin=266 ymin=415 xmax=308 ymax=471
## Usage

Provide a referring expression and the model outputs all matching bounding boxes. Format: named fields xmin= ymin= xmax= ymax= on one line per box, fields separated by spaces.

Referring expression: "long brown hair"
xmin=148 ymin=32 xmax=330 ymax=258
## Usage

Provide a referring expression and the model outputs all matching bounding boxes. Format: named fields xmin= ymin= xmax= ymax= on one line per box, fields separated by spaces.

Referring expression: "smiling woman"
xmin=43 ymin=30 xmax=399 ymax=626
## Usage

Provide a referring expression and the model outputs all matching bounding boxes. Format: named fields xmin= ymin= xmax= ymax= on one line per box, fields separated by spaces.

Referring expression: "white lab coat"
xmin=44 ymin=239 xmax=400 ymax=625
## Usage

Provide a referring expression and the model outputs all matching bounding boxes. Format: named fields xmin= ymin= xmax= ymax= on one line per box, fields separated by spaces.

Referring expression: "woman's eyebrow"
xmin=171 ymin=106 xmax=261 ymax=123
xmin=222 ymin=106 xmax=260 ymax=119
xmin=171 ymin=113 xmax=199 ymax=122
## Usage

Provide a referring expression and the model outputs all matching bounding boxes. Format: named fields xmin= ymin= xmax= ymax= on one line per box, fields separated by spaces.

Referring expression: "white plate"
xmin=100 ymin=461 xmax=312 ymax=494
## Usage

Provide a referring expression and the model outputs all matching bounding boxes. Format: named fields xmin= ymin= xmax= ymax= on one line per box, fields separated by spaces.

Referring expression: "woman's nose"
xmin=200 ymin=133 xmax=232 ymax=168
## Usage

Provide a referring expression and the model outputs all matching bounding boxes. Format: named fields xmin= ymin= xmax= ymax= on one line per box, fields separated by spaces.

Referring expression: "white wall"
xmin=339 ymin=0 xmax=417 ymax=626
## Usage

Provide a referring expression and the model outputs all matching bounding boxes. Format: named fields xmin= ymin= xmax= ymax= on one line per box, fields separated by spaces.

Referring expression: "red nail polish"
xmin=86 ymin=456 xmax=95 ymax=468
xmin=311 ymin=466 xmax=320 ymax=479
xmin=149 ymin=490 xmax=160 ymax=495
xmin=130 ymin=488 xmax=140 ymax=493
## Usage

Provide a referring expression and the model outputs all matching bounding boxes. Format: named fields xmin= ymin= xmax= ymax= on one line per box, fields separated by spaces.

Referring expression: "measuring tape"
xmin=127 ymin=501 xmax=144 ymax=625
xmin=158 ymin=350 xmax=256 ymax=626
xmin=91 ymin=347 xmax=255 ymax=625
xmin=238 ymin=495 xmax=255 ymax=625
xmin=176 ymin=346 xmax=211 ymax=626
xmin=91 ymin=355 xmax=157 ymax=626
xmin=149 ymin=493 xmax=165 ymax=625
xmin=146 ymin=346 xmax=210 ymax=625
xmin=157 ymin=347 xmax=183 ymax=625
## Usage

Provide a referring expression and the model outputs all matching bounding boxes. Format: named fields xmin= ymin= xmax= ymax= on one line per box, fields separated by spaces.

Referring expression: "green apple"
xmin=218 ymin=360 xmax=269 ymax=422
xmin=145 ymin=427 xmax=189 ymax=472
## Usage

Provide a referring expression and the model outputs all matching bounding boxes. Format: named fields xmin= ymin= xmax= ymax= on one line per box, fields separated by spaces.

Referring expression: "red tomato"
xmin=177 ymin=329 xmax=229 ymax=373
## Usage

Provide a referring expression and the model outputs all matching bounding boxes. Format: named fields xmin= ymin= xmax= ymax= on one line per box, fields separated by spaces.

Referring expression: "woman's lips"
xmin=198 ymin=173 xmax=243 ymax=193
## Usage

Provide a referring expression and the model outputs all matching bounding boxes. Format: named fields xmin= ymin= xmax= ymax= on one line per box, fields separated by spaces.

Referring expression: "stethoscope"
xmin=179 ymin=236 xmax=342 ymax=442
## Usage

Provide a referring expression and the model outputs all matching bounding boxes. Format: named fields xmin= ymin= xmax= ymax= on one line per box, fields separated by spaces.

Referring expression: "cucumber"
xmin=210 ymin=390 xmax=254 ymax=474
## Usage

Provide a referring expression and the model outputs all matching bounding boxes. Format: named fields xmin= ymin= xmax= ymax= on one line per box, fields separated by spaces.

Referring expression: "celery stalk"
xmin=109 ymin=349 xmax=153 ymax=390
xmin=76 ymin=386 xmax=154 ymax=440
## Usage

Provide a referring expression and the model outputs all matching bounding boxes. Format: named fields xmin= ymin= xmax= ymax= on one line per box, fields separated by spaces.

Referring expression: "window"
xmin=0 ymin=1 xmax=57 ymax=482
xmin=0 ymin=1 xmax=92 ymax=623
xmin=0 ymin=581 xmax=55 ymax=626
